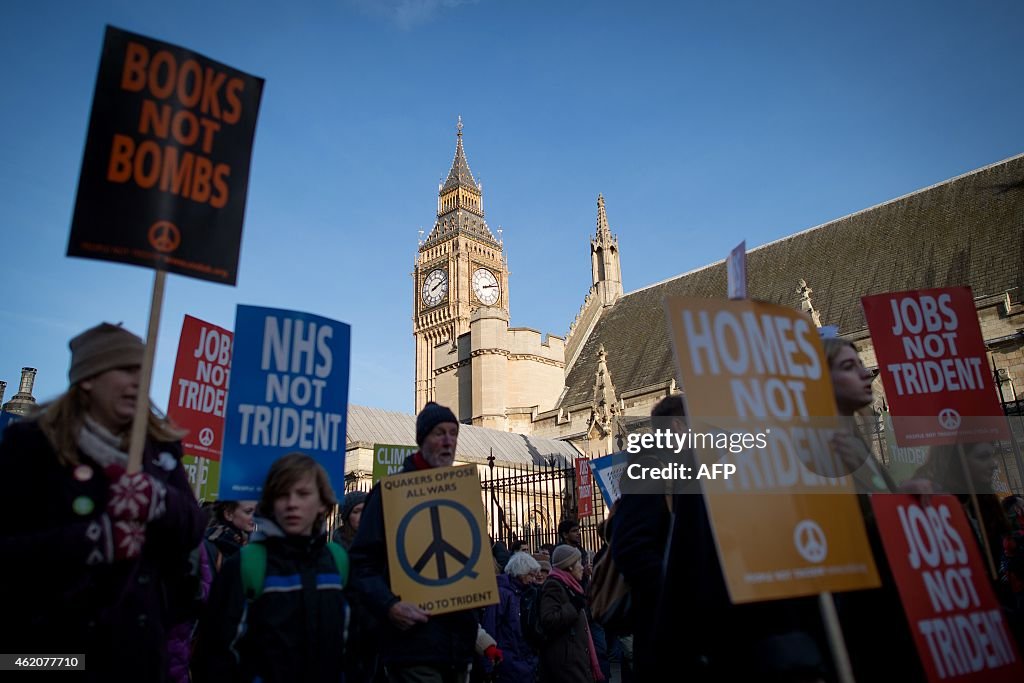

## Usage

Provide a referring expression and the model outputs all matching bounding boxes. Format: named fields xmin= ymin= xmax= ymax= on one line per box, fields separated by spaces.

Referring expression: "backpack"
xmin=588 ymin=546 xmax=633 ymax=631
xmin=519 ymin=583 xmax=546 ymax=648
xmin=201 ymin=538 xmax=223 ymax=580
xmin=240 ymin=541 xmax=350 ymax=600
xmin=588 ymin=494 xmax=673 ymax=631
xmin=179 ymin=538 xmax=222 ymax=618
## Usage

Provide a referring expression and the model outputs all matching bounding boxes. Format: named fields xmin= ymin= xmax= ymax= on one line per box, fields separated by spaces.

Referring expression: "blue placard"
xmin=219 ymin=305 xmax=350 ymax=497
xmin=0 ymin=411 xmax=20 ymax=444
xmin=590 ymin=451 xmax=628 ymax=506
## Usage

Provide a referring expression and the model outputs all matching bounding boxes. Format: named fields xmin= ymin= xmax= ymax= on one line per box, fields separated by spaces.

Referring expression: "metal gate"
xmin=479 ymin=458 xmax=609 ymax=558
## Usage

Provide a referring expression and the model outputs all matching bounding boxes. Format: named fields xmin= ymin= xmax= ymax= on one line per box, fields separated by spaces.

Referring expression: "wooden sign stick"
xmin=127 ymin=270 xmax=166 ymax=474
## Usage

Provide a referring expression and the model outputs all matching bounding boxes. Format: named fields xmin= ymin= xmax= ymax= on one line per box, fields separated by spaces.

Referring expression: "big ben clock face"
xmin=472 ymin=268 xmax=500 ymax=305
xmin=421 ymin=269 xmax=448 ymax=307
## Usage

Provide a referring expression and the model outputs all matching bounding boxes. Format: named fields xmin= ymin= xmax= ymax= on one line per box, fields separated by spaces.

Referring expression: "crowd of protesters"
xmin=2 ymin=321 xmax=1024 ymax=682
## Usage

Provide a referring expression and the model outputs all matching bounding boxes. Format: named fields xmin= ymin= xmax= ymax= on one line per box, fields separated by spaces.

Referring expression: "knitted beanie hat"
xmin=552 ymin=545 xmax=582 ymax=570
xmin=340 ymin=491 xmax=368 ymax=525
xmin=69 ymin=323 xmax=144 ymax=385
xmin=415 ymin=401 xmax=458 ymax=446
xmin=532 ymin=552 xmax=551 ymax=574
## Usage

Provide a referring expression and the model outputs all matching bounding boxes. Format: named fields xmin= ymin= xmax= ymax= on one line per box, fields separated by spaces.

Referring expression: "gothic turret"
xmin=2 ymin=367 xmax=38 ymax=416
xmin=590 ymin=194 xmax=623 ymax=306
xmin=586 ymin=344 xmax=621 ymax=455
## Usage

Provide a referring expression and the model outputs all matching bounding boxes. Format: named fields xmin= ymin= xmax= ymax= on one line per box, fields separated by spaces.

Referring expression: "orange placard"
xmin=664 ymin=296 xmax=880 ymax=602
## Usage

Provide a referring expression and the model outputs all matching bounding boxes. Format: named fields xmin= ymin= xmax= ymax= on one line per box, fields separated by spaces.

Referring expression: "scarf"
xmin=550 ymin=567 xmax=605 ymax=682
xmin=77 ymin=415 xmax=128 ymax=470
xmin=207 ymin=521 xmax=247 ymax=554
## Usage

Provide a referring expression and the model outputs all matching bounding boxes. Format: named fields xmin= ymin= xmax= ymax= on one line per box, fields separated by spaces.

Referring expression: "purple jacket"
xmin=480 ymin=573 xmax=540 ymax=683
xmin=0 ymin=420 xmax=205 ymax=682
xmin=166 ymin=540 xmax=218 ymax=683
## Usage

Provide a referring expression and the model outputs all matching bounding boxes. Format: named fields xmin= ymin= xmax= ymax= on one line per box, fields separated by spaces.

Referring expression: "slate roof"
xmin=559 ymin=153 xmax=1024 ymax=409
xmin=347 ymin=404 xmax=579 ymax=466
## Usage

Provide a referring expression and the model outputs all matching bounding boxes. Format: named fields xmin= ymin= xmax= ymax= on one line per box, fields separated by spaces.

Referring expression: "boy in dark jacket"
xmin=193 ymin=452 xmax=348 ymax=682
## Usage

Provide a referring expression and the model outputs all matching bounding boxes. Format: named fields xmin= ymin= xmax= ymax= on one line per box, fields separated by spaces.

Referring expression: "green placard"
xmin=373 ymin=443 xmax=416 ymax=483
xmin=182 ymin=455 xmax=222 ymax=501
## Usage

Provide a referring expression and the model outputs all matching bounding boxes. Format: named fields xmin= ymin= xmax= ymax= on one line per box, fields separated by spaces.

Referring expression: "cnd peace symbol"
xmin=148 ymin=221 xmax=181 ymax=253
xmin=396 ymin=500 xmax=481 ymax=586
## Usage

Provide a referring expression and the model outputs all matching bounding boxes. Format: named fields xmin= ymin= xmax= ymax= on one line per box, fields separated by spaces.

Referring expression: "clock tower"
xmin=414 ymin=118 xmax=508 ymax=412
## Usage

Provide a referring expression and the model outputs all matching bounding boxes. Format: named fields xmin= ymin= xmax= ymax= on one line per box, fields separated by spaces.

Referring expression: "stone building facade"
xmin=413 ymin=128 xmax=1024 ymax=457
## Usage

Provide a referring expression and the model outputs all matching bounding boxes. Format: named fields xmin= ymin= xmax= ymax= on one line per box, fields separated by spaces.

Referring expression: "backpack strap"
xmin=203 ymin=538 xmax=223 ymax=575
xmin=240 ymin=542 xmax=267 ymax=601
xmin=240 ymin=540 xmax=348 ymax=600
xmin=325 ymin=541 xmax=350 ymax=587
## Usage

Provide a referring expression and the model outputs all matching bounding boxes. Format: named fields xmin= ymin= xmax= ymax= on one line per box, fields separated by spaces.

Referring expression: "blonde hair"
xmin=822 ymin=337 xmax=857 ymax=371
xmin=820 ymin=336 xmax=879 ymax=463
xmin=36 ymin=385 xmax=184 ymax=467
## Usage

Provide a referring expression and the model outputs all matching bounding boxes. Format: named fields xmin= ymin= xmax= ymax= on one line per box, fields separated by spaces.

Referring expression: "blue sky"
xmin=1 ymin=0 xmax=1022 ymax=415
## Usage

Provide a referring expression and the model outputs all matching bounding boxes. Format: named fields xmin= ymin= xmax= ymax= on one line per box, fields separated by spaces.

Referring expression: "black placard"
xmin=68 ymin=26 xmax=264 ymax=285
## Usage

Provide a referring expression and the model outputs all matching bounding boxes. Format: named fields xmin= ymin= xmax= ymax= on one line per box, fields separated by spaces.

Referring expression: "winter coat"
xmin=480 ymin=573 xmax=539 ymax=682
xmin=613 ymin=465 xmax=828 ymax=681
xmin=0 ymin=419 xmax=205 ymax=682
xmin=538 ymin=577 xmax=595 ymax=683
xmin=192 ymin=519 xmax=349 ymax=682
xmin=206 ymin=520 xmax=246 ymax=559
xmin=166 ymin=538 xmax=221 ymax=683
xmin=165 ymin=621 xmax=195 ymax=683
xmin=348 ymin=454 xmax=477 ymax=668
xmin=332 ymin=524 xmax=357 ymax=550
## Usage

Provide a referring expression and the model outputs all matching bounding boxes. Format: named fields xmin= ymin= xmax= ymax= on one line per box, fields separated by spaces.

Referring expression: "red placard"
xmin=862 ymin=287 xmax=1009 ymax=446
xmin=575 ymin=458 xmax=593 ymax=517
xmin=166 ymin=315 xmax=232 ymax=460
xmin=872 ymin=495 xmax=1023 ymax=682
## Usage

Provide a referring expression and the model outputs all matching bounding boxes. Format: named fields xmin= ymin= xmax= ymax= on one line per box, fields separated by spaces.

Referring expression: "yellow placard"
xmin=664 ymin=296 xmax=880 ymax=603
xmin=381 ymin=464 xmax=498 ymax=615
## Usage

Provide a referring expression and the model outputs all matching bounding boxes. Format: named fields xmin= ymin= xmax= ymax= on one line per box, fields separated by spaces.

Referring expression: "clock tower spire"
xmin=413 ymin=119 xmax=508 ymax=412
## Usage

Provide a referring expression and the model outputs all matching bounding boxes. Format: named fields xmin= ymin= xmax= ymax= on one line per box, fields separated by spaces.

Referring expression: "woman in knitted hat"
xmin=0 ymin=322 xmax=205 ymax=681
xmin=331 ymin=490 xmax=367 ymax=550
xmin=538 ymin=545 xmax=605 ymax=682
